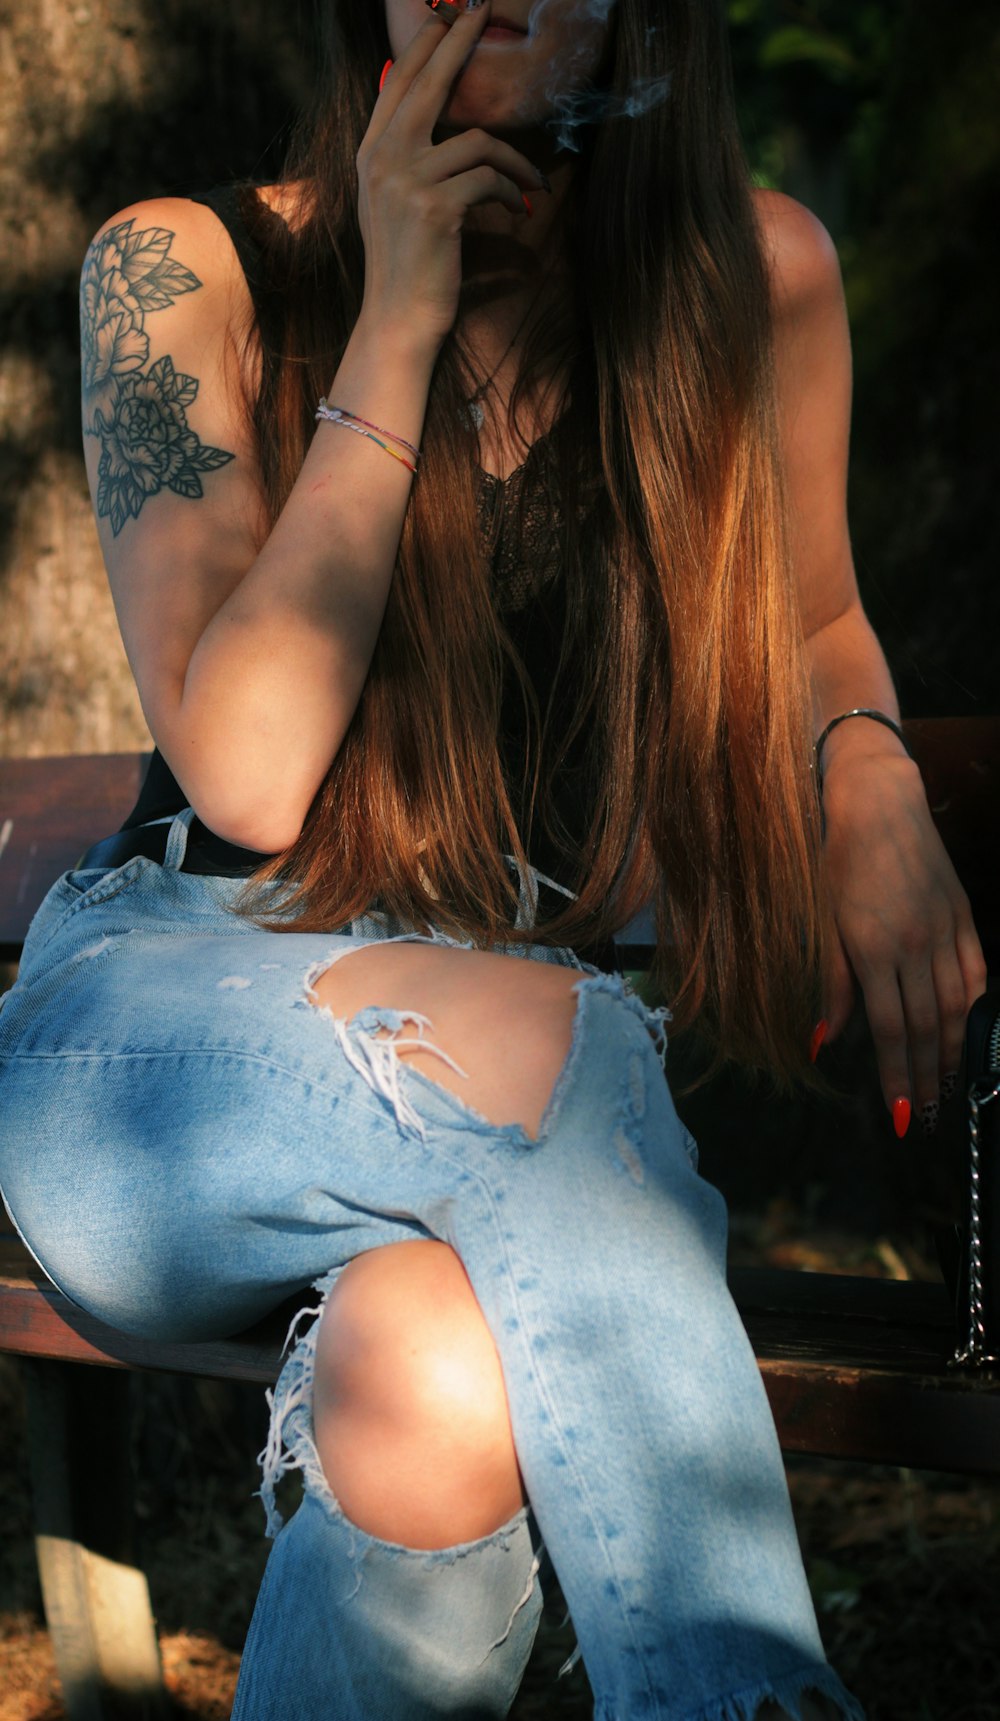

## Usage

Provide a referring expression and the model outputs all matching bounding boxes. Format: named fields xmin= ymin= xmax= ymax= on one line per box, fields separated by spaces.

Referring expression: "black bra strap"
xmin=190 ymin=183 xmax=266 ymax=316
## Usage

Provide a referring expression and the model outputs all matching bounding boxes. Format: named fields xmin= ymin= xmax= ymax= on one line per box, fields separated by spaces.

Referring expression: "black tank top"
xmin=121 ymin=184 xmax=602 ymax=924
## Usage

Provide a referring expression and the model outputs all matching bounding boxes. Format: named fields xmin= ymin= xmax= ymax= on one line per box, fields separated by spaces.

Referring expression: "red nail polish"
xmin=379 ymin=59 xmax=393 ymax=92
xmin=522 ymin=193 xmax=534 ymax=216
xmin=893 ymin=1096 xmax=911 ymax=1139
xmin=809 ymin=1020 xmax=828 ymax=1064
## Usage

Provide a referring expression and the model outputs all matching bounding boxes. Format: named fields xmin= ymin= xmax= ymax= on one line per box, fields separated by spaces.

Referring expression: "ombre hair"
xmin=235 ymin=0 xmax=834 ymax=1086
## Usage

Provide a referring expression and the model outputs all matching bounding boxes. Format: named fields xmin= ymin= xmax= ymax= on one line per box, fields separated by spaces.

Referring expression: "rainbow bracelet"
xmin=315 ymin=401 xmax=421 ymax=474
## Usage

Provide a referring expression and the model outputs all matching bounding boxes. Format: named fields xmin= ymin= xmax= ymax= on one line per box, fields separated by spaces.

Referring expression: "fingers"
xmin=369 ymin=0 xmax=493 ymax=145
xmin=442 ymin=164 xmax=534 ymax=219
xmin=899 ymin=958 xmax=940 ymax=1132
xmin=933 ymin=944 xmax=976 ymax=1093
xmin=861 ymin=931 xmax=982 ymax=1139
xmin=862 ymin=970 xmax=912 ymax=1135
xmin=430 ymin=127 xmax=548 ymax=201
xmin=819 ymin=764 xmax=987 ymax=1138
xmin=820 ymin=933 xmax=855 ymax=1046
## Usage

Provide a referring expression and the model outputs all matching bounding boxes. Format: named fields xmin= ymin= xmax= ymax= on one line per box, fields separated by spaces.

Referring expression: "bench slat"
xmin=5 ymin=1238 xmax=999 ymax=1473
xmin=0 ymin=1237 xmax=289 ymax=1383
xmin=0 ymin=753 xmax=150 ymax=958
xmin=2 ymin=721 xmax=998 ymax=963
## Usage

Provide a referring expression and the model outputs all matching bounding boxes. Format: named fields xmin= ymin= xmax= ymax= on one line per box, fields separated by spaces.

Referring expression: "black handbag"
xmin=953 ymin=987 xmax=1000 ymax=1368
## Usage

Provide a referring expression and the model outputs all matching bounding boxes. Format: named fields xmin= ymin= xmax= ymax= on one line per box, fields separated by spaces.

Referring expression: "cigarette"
xmin=425 ymin=0 xmax=462 ymax=21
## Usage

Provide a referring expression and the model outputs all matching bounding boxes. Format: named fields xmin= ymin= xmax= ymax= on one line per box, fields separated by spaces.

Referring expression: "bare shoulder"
xmin=749 ymin=187 xmax=843 ymax=320
xmin=82 ymin=194 xmax=254 ymax=308
xmin=79 ymin=193 xmax=261 ymax=539
xmin=80 ymin=193 xmax=253 ymax=405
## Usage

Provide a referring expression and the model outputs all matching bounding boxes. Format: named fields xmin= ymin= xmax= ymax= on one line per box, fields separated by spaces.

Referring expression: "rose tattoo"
xmin=81 ymin=219 xmax=234 ymax=535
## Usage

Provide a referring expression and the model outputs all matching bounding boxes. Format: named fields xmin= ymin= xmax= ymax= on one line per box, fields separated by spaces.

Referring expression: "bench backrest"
xmin=1 ymin=722 xmax=998 ymax=965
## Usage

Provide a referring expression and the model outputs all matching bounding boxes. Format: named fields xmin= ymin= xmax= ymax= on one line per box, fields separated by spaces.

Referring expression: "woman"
xmin=0 ymin=0 xmax=984 ymax=1715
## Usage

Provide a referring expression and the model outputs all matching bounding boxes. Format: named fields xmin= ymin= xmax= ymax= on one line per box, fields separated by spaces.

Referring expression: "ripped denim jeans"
xmin=0 ymin=809 xmax=864 ymax=1721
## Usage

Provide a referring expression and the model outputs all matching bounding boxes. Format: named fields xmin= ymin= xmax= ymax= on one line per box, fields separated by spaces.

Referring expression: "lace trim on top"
xmin=475 ymin=446 xmax=562 ymax=613
xmin=475 ymin=433 xmax=603 ymax=612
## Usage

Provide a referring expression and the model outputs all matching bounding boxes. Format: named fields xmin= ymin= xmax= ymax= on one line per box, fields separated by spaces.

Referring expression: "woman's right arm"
xmin=82 ymin=0 xmax=541 ymax=853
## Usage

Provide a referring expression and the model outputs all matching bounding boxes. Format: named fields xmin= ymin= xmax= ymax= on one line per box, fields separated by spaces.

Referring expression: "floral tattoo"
xmin=81 ymin=219 xmax=234 ymax=536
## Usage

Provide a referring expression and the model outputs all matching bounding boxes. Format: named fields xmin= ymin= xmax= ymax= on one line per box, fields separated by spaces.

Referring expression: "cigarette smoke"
xmin=525 ymin=0 xmax=672 ymax=153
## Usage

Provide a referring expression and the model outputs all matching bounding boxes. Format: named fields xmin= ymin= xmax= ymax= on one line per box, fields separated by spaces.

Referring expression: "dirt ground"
xmin=2 ymin=1206 xmax=998 ymax=1719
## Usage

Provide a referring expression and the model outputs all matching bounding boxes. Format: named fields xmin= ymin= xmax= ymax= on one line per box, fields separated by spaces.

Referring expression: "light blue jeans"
xmin=0 ymin=810 xmax=863 ymax=1721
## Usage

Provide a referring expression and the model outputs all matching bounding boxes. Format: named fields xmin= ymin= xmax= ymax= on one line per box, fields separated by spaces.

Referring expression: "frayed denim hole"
xmin=356 ymin=970 xmax=666 ymax=1156
xmin=390 ymin=1051 xmax=539 ymax=1151
xmin=534 ymin=970 xmax=670 ymax=1150
xmin=303 ymin=945 xmax=545 ymax=1149
xmin=480 ymin=1544 xmax=543 ymax=1663
xmin=303 ymin=939 xmax=466 ymax=1142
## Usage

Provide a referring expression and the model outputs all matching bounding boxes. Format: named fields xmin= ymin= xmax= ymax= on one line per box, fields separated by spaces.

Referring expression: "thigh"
xmin=0 ymin=871 xmax=428 ymax=1337
xmin=0 ymin=866 xmax=589 ymax=1342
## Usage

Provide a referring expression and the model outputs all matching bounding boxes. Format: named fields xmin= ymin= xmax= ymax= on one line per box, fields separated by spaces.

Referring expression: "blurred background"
xmin=1 ymin=2 xmax=998 ymax=1716
xmin=0 ymin=0 xmax=997 ymax=759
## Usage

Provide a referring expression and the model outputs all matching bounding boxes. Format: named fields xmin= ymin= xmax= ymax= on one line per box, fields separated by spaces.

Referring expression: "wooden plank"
xmin=0 ymin=753 xmax=150 ymax=957
xmin=730 ymin=1266 xmax=956 ymax=1372
xmin=732 ymin=1268 xmax=1000 ymax=1473
xmin=1 ymin=1224 xmax=292 ymax=1379
xmin=0 ymin=1276 xmax=293 ymax=1385
xmin=0 ymin=720 xmax=997 ymax=963
xmin=759 ymin=1360 xmax=1000 ymax=1475
xmin=23 ymin=1359 xmax=168 ymax=1719
xmin=5 ymin=1240 xmax=1000 ymax=1471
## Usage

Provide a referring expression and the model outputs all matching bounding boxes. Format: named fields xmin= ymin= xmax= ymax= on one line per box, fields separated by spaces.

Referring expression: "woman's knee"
xmin=312 ymin=1240 xmax=526 ymax=1548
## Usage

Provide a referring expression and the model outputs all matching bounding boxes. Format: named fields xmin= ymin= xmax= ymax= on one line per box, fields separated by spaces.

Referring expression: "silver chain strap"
xmin=952 ymin=1073 xmax=1000 ymax=1369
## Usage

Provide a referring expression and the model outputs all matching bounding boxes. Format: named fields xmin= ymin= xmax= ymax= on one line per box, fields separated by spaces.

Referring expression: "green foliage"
xmin=725 ymin=0 xmax=897 ymax=219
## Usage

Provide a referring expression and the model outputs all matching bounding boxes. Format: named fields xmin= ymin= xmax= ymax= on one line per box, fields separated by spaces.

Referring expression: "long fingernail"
xmin=893 ymin=1096 xmax=912 ymax=1139
xmin=522 ymin=192 xmax=534 ymax=216
xmin=809 ymin=1020 xmax=828 ymax=1064
xmin=378 ymin=58 xmax=393 ymax=91
xmin=920 ymin=1100 xmax=940 ymax=1137
xmin=940 ymin=1071 xmax=959 ymax=1103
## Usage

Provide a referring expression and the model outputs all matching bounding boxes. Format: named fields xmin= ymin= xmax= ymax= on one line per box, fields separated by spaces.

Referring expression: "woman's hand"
xmin=819 ymin=746 xmax=988 ymax=1135
xmin=357 ymin=0 xmax=547 ymax=355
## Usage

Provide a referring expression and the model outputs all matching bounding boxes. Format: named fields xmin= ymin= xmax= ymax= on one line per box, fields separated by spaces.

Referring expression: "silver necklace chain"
xmin=462 ymin=285 xmax=548 ymax=431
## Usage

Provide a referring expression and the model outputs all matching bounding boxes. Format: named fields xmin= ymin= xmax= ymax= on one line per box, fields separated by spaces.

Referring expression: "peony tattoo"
xmin=81 ymin=219 xmax=234 ymax=536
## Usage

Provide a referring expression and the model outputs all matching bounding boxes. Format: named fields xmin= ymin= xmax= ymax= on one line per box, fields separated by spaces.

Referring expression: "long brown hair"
xmin=235 ymin=0 xmax=833 ymax=1086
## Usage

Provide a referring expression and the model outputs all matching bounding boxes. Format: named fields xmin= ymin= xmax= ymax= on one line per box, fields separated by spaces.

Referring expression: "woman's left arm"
xmin=757 ymin=189 xmax=987 ymax=1135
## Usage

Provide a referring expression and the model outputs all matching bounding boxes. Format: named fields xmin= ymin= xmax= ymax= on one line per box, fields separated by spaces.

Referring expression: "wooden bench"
xmin=2 ymin=724 xmax=1000 ymax=1719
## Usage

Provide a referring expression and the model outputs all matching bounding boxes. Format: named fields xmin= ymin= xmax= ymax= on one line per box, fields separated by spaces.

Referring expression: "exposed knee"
xmin=312 ymin=1241 xmax=526 ymax=1548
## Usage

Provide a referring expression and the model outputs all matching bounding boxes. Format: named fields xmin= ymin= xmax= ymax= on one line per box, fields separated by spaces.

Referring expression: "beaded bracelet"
xmin=315 ymin=401 xmax=421 ymax=475
xmin=813 ymin=708 xmax=913 ymax=785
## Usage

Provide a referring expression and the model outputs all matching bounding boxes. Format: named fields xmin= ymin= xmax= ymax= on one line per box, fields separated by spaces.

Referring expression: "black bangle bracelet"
xmin=813 ymin=708 xmax=913 ymax=786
